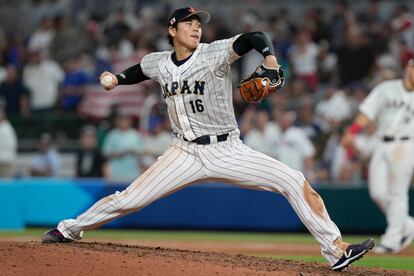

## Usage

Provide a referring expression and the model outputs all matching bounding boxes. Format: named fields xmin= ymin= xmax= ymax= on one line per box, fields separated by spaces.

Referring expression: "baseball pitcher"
xmin=343 ymin=59 xmax=414 ymax=253
xmin=43 ymin=7 xmax=374 ymax=271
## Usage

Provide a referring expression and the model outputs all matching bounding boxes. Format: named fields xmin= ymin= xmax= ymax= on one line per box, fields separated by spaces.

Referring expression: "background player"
xmin=342 ymin=59 xmax=414 ymax=253
xmin=42 ymin=7 xmax=374 ymax=271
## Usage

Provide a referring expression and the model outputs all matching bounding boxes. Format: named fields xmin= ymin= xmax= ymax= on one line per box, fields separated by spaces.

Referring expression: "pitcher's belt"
xmin=183 ymin=133 xmax=229 ymax=145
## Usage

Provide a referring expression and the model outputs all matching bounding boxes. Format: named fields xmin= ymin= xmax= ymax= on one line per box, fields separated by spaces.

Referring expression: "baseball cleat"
xmin=41 ymin=229 xmax=73 ymax=243
xmin=331 ymin=238 xmax=375 ymax=271
xmin=372 ymin=244 xmax=399 ymax=254
xmin=401 ymin=231 xmax=414 ymax=250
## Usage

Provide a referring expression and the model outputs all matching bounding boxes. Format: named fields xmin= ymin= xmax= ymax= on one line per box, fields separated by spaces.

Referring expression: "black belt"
xmin=383 ymin=136 xmax=410 ymax=142
xmin=185 ymin=133 xmax=229 ymax=145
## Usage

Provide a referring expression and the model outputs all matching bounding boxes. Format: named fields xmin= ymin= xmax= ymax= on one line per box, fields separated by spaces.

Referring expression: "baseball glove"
xmin=239 ymin=65 xmax=285 ymax=103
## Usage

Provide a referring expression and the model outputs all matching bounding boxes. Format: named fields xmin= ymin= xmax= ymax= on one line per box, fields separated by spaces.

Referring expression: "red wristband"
xmin=349 ymin=123 xmax=363 ymax=135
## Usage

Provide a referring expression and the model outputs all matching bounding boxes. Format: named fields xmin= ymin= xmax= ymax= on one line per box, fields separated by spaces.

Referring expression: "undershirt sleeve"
xmin=232 ymin=32 xmax=275 ymax=57
xmin=115 ymin=63 xmax=150 ymax=85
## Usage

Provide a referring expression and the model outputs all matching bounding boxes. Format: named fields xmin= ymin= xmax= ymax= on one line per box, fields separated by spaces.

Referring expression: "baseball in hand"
xmin=101 ymin=75 xmax=115 ymax=88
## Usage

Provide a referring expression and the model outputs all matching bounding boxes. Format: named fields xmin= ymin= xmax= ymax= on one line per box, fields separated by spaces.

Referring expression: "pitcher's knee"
xmin=105 ymin=190 xmax=141 ymax=212
xmin=269 ymin=168 xmax=306 ymax=192
xmin=288 ymin=169 xmax=306 ymax=185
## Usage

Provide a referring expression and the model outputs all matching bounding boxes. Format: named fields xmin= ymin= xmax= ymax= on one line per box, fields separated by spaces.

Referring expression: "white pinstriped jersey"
xmin=140 ymin=35 xmax=241 ymax=141
xmin=360 ymin=79 xmax=414 ymax=137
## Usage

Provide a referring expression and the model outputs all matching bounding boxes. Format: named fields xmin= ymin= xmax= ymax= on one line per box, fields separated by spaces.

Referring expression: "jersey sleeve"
xmin=140 ymin=52 xmax=164 ymax=82
xmin=202 ymin=35 xmax=242 ymax=77
xmin=359 ymin=83 xmax=385 ymax=121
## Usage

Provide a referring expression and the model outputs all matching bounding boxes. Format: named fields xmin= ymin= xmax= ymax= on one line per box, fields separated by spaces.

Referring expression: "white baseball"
xmin=101 ymin=75 xmax=114 ymax=88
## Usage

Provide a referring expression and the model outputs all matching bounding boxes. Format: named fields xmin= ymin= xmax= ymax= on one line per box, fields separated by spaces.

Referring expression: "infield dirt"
xmin=1 ymin=241 xmax=413 ymax=276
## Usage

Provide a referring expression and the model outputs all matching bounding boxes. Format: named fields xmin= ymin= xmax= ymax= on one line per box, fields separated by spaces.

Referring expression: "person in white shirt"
xmin=244 ymin=109 xmax=279 ymax=159
xmin=23 ymin=49 xmax=64 ymax=111
xmin=0 ymin=105 xmax=17 ymax=178
xmin=316 ymin=85 xmax=352 ymax=131
xmin=275 ymin=110 xmax=316 ymax=180
xmin=27 ymin=17 xmax=55 ymax=58
xmin=288 ymin=30 xmax=320 ymax=90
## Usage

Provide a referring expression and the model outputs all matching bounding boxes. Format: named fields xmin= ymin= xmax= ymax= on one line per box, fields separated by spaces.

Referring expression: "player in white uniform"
xmin=42 ymin=7 xmax=373 ymax=271
xmin=343 ymin=59 xmax=414 ymax=253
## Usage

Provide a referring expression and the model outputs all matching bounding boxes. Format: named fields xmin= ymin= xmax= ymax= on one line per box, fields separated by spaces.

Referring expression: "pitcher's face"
xmin=170 ymin=17 xmax=202 ymax=50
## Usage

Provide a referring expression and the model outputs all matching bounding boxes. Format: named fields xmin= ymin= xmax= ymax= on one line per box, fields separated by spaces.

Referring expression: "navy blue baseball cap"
xmin=168 ymin=6 xmax=210 ymax=27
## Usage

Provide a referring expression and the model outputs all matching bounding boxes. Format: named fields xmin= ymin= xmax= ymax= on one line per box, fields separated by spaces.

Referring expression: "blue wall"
xmin=1 ymin=179 xmax=412 ymax=232
xmin=0 ymin=179 xmax=302 ymax=231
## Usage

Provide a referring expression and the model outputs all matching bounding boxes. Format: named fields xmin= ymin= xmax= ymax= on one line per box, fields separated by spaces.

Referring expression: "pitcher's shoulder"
xmin=141 ymin=51 xmax=171 ymax=64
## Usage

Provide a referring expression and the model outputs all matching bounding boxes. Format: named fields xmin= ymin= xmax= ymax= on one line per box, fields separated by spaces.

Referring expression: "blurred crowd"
xmin=0 ymin=0 xmax=413 ymax=184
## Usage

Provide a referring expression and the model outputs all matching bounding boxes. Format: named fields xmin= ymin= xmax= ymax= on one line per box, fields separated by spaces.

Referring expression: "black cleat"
xmin=331 ymin=238 xmax=375 ymax=271
xmin=41 ymin=229 xmax=73 ymax=243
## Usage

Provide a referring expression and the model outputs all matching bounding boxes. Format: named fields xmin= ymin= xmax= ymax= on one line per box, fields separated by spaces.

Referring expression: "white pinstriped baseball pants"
xmin=58 ymin=130 xmax=344 ymax=265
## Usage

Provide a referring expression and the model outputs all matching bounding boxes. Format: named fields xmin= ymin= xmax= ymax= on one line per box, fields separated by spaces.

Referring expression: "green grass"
xmin=0 ymin=228 xmax=378 ymax=244
xmin=258 ymin=254 xmax=414 ymax=271
xmin=1 ymin=228 xmax=412 ymax=271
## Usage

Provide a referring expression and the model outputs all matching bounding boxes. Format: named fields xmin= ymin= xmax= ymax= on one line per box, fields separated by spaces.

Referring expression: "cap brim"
xmin=181 ymin=10 xmax=210 ymax=24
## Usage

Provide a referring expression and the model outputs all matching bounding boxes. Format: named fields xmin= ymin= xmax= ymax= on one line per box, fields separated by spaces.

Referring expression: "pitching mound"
xmin=0 ymin=241 xmax=410 ymax=275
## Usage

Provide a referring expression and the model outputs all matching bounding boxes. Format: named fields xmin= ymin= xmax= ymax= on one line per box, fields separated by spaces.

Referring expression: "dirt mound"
xmin=0 ymin=241 xmax=410 ymax=276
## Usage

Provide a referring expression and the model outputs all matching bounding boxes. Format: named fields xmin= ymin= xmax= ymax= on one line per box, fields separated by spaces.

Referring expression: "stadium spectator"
xmin=317 ymin=40 xmax=338 ymax=85
xmin=102 ymin=111 xmax=143 ymax=182
xmin=336 ymin=27 xmax=375 ymax=85
xmin=244 ymin=109 xmax=279 ymax=159
xmin=358 ymin=0 xmax=382 ymax=26
xmin=296 ymin=96 xmax=323 ymax=141
xmin=0 ymin=65 xmax=5 ymax=84
xmin=27 ymin=16 xmax=55 ymax=58
xmin=391 ymin=4 xmax=414 ymax=52
xmin=398 ymin=39 xmax=414 ymax=69
xmin=329 ymin=137 xmax=365 ymax=183
xmin=270 ymin=7 xmax=293 ymax=60
xmin=329 ymin=0 xmax=355 ymax=49
xmin=29 ymin=133 xmax=61 ymax=177
xmin=287 ymin=30 xmax=319 ymax=90
xmin=274 ymin=110 xmax=316 ymax=180
xmin=141 ymin=117 xmax=171 ymax=171
xmin=358 ymin=0 xmax=387 ymax=55
xmin=315 ymin=85 xmax=352 ymax=131
xmin=50 ymin=15 xmax=88 ymax=66
xmin=324 ymin=123 xmax=375 ymax=184
xmin=59 ymin=55 xmax=90 ymax=110
xmin=76 ymin=125 xmax=103 ymax=178
xmin=103 ymin=8 xmax=134 ymax=59
xmin=347 ymin=83 xmax=369 ymax=116
xmin=0 ymin=105 xmax=17 ymax=178
xmin=0 ymin=64 xmax=30 ymax=117
xmin=305 ymin=7 xmax=330 ymax=43
xmin=23 ymin=49 xmax=64 ymax=112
